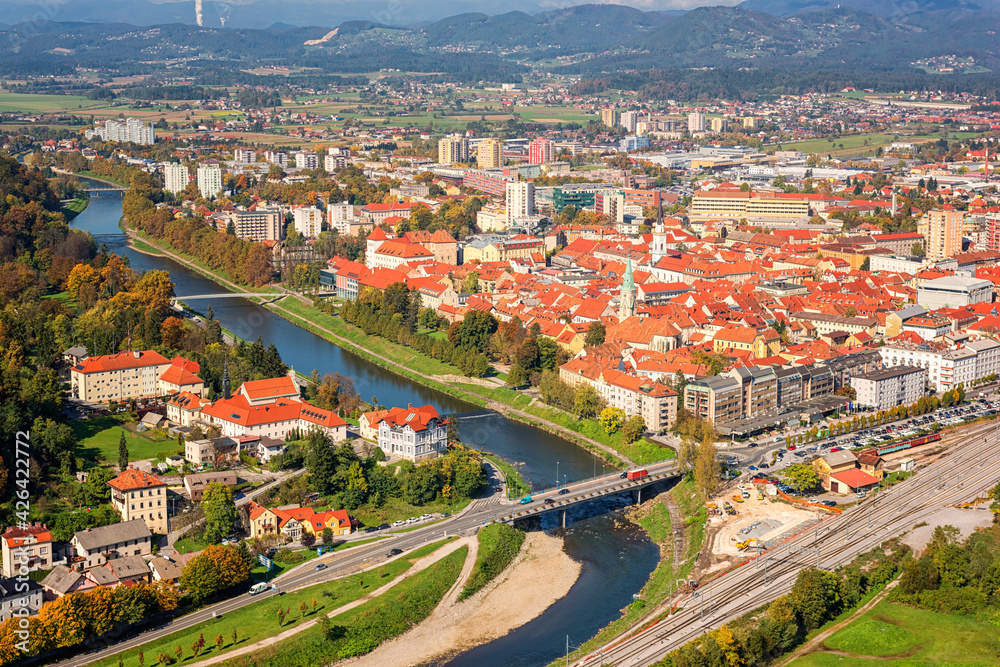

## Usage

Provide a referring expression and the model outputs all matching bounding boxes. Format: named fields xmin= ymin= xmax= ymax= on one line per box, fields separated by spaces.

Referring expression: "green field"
xmin=70 ymin=415 xmax=180 ymax=464
xmin=790 ymin=600 xmax=1000 ymax=666
xmin=96 ymin=539 xmax=456 ymax=667
xmin=778 ymin=133 xmax=903 ymax=156
xmin=0 ymin=92 xmax=97 ymax=113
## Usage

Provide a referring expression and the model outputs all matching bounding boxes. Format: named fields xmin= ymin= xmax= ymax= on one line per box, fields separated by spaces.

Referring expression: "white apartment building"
xmin=560 ymin=359 xmax=678 ymax=432
xmin=328 ymin=202 xmax=355 ymax=235
xmin=621 ymin=110 xmax=638 ymax=133
xmin=880 ymin=339 xmax=1000 ymax=392
xmin=295 ymin=151 xmax=319 ymax=170
xmin=231 ymin=207 xmax=283 ymax=242
xmin=162 ymin=163 xmax=189 ymax=195
xmin=688 ymin=112 xmax=706 ymax=133
xmin=234 ymin=148 xmax=256 ymax=164
xmin=851 ymin=366 xmax=926 ymax=410
xmin=197 ymin=164 xmax=223 ymax=199
xmin=293 ymin=206 xmax=323 ymax=238
xmin=85 ymin=118 xmax=155 ymax=145
xmin=376 ymin=404 xmax=448 ymax=462
xmin=324 ymin=154 xmax=348 ymax=172
xmin=1 ymin=525 xmax=53 ymax=579
xmin=265 ymin=150 xmax=288 ymax=167
xmin=505 ymin=181 xmax=535 ymax=226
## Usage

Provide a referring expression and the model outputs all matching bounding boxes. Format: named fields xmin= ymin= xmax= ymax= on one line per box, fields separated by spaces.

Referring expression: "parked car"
xmin=420 ymin=514 xmax=432 ymax=520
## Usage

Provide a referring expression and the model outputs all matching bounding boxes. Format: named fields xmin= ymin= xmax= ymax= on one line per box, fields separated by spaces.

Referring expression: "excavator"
xmin=737 ymin=538 xmax=766 ymax=551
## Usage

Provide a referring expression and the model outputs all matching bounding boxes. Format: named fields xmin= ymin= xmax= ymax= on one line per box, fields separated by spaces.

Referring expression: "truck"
xmin=249 ymin=582 xmax=269 ymax=596
xmin=626 ymin=468 xmax=649 ymax=481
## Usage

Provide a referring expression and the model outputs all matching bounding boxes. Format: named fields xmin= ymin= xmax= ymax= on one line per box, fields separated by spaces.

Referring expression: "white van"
xmin=249 ymin=582 xmax=268 ymax=596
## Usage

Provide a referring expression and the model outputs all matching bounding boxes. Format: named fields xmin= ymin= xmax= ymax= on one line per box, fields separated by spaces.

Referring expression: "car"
xmin=748 ymin=465 xmax=758 ymax=471
xmin=620 ymin=472 xmax=628 ymax=478
xmin=559 ymin=488 xmax=570 ymax=495
xmin=407 ymin=517 xmax=420 ymax=523
xmin=759 ymin=463 xmax=769 ymax=469
xmin=830 ymin=447 xmax=842 ymax=452
xmin=787 ymin=445 xmax=796 ymax=451
xmin=545 ymin=498 xmax=556 ymax=504
xmin=386 ymin=548 xmax=403 ymax=558
xmin=441 ymin=513 xmax=451 ymax=519
xmin=748 ymin=442 xmax=759 ymax=448
xmin=420 ymin=514 xmax=432 ymax=520
xmin=391 ymin=520 xmax=406 ymax=527
xmin=821 ymin=500 xmax=838 ymax=507
xmin=315 ymin=563 xmax=327 ymax=571
xmin=378 ymin=523 xmax=390 ymax=530
xmin=365 ymin=526 xmax=378 ymax=533
xmin=520 ymin=495 xmax=533 ymax=504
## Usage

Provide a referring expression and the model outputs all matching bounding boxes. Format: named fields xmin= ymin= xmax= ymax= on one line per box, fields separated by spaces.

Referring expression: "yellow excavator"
xmin=737 ymin=538 xmax=766 ymax=551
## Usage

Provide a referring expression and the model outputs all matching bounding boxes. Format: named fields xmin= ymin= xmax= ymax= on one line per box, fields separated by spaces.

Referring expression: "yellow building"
xmin=477 ymin=138 xmax=503 ymax=169
xmin=925 ymin=209 xmax=962 ymax=261
xmin=438 ymin=136 xmax=469 ymax=165
xmin=109 ymin=468 xmax=169 ymax=535
xmin=600 ymin=108 xmax=620 ymax=127
xmin=462 ymin=235 xmax=543 ymax=263
xmin=689 ymin=191 xmax=810 ymax=222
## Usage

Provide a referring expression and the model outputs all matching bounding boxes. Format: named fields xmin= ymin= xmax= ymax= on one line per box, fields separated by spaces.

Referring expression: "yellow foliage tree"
xmin=66 ymin=263 xmax=100 ymax=300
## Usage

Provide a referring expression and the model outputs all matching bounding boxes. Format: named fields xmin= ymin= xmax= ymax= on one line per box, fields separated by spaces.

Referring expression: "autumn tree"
xmin=621 ymin=416 xmax=646 ymax=444
xmin=574 ymin=385 xmax=601 ymax=419
xmin=694 ymin=439 xmax=720 ymax=496
xmin=599 ymin=407 xmax=626 ymax=435
xmin=584 ymin=321 xmax=606 ymax=347
xmin=179 ymin=545 xmax=251 ymax=603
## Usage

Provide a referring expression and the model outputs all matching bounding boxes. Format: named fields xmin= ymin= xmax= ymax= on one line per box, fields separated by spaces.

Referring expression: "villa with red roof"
xmin=1 ymin=524 xmax=53 ymax=578
xmin=70 ymin=350 xmax=204 ymax=403
xmin=376 ymin=404 xmax=449 ymax=462
xmin=109 ymin=468 xmax=169 ymax=534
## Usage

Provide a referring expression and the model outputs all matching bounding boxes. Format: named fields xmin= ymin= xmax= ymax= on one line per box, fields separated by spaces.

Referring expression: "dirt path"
xmin=772 ymin=580 xmax=899 ymax=667
xmin=185 ymin=537 xmax=474 ymax=667
xmin=347 ymin=531 xmax=581 ymax=667
xmin=661 ymin=492 xmax=685 ymax=572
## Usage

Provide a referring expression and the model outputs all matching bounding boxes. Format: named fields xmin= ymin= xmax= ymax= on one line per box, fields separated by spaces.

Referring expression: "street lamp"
xmin=556 ymin=461 xmax=559 ymax=489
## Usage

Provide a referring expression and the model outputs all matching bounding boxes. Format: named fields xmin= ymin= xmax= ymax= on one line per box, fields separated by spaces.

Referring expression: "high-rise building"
xmin=293 ymin=207 xmax=323 ymax=238
xmin=231 ymin=207 xmax=283 ymax=241
xmin=528 ymin=137 xmax=555 ymax=165
xmin=620 ymin=135 xmax=650 ymax=152
xmin=710 ymin=117 xmax=728 ymax=133
xmin=85 ymin=118 xmax=155 ymax=145
xmin=438 ymin=136 xmax=469 ymax=165
xmin=196 ymin=164 xmax=223 ymax=199
xmin=265 ymin=150 xmax=288 ymax=167
xmin=600 ymin=108 xmax=620 ymax=128
xmin=620 ymin=111 xmax=638 ymax=133
xmin=328 ymin=202 xmax=356 ymax=235
xmin=234 ymin=148 xmax=256 ymax=164
xmin=742 ymin=117 xmax=758 ymax=130
xmin=295 ymin=151 xmax=318 ymax=170
xmin=477 ymin=138 xmax=504 ymax=169
xmin=926 ymin=209 xmax=962 ymax=261
xmin=688 ymin=112 xmax=706 ymax=133
xmin=324 ymin=154 xmax=348 ymax=172
xmin=505 ymin=181 xmax=535 ymax=226
xmin=162 ymin=163 xmax=189 ymax=195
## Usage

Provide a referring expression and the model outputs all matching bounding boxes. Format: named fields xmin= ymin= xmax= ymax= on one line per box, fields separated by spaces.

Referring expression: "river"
xmin=71 ymin=188 xmax=660 ymax=666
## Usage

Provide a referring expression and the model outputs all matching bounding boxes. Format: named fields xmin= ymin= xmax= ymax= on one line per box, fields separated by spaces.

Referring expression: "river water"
xmin=72 ymin=189 xmax=660 ymax=666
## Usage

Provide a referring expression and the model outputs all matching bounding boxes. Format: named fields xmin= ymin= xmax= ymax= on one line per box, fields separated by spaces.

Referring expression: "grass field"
xmin=790 ymin=600 xmax=1000 ymax=666
xmin=97 ymin=539 xmax=456 ymax=667
xmin=62 ymin=194 xmax=89 ymax=220
xmin=0 ymin=92 xmax=97 ymax=113
xmin=70 ymin=415 xmax=179 ymax=464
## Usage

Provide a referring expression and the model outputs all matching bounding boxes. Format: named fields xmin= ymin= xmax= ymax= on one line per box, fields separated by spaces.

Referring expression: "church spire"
xmin=619 ymin=251 xmax=637 ymax=322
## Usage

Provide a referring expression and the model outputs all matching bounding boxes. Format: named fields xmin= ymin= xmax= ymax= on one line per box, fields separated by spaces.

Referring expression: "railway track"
xmin=578 ymin=422 xmax=1000 ymax=666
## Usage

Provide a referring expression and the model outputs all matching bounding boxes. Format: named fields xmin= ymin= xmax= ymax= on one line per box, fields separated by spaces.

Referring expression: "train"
xmin=863 ymin=432 xmax=941 ymax=457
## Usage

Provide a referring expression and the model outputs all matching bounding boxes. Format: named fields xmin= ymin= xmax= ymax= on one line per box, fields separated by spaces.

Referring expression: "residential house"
xmin=70 ymin=520 xmax=152 ymax=568
xmin=0 ymin=577 xmax=43 ymax=621
xmin=148 ymin=557 xmax=183 ymax=583
xmin=377 ymin=404 xmax=449 ymax=462
xmin=1 ymin=524 xmax=53 ymax=578
xmin=243 ymin=500 xmax=280 ymax=540
xmin=183 ymin=470 xmax=239 ymax=502
xmin=359 ymin=409 xmax=390 ymax=441
xmin=109 ymin=468 xmax=169 ymax=535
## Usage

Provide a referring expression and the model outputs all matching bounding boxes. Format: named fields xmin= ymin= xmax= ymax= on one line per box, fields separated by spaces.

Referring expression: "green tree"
xmin=694 ymin=439 xmax=720 ymax=496
xmin=463 ymin=271 xmax=480 ymax=294
xmin=584 ymin=321 xmax=606 ymax=347
xmin=790 ymin=568 xmax=842 ymax=630
xmin=574 ymin=385 xmax=601 ymax=419
xmin=342 ymin=461 xmax=369 ymax=509
xmin=118 ymin=431 xmax=129 ymax=471
xmin=202 ymin=483 xmax=238 ymax=544
xmin=911 ymin=242 xmax=925 ymax=257
xmin=599 ymin=407 xmax=626 ymax=435
xmin=783 ymin=463 xmax=821 ymax=493
xmin=677 ymin=437 xmax=698 ymax=473
xmin=307 ymin=430 xmax=337 ymax=495
xmin=990 ymin=481 xmax=1000 ymax=524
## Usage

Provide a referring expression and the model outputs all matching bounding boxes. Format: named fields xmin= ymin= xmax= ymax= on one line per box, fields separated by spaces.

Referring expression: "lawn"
xmin=62 ymin=194 xmax=89 ymax=220
xmin=97 ymin=539 xmax=456 ymax=667
xmin=131 ymin=238 xmax=164 ymax=255
xmin=0 ymin=92 xmax=96 ymax=113
xmin=459 ymin=523 xmax=524 ymax=600
xmin=346 ymin=494 xmax=472 ymax=528
xmin=71 ymin=415 xmax=179 ymax=464
xmin=790 ymin=600 xmax=1000 ymax=666
xmin=42 ymin=289 xmax=77 ymax=308
xmin=523 ymin=404 xmax=674 ymax=465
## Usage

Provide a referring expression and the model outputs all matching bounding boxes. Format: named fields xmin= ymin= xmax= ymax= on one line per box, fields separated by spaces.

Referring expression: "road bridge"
xmin=174 ymin=293 xmax=279 ymax=301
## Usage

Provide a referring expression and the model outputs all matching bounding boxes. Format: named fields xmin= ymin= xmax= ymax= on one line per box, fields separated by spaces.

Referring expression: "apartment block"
xmin=684 ymin=375 xmax=743 ymax=425
xmin=109 ymin=468 xmax=169 ymax=535
xmin=560 ymin=359 xmax=678 ymax=431
xmin=233 ymin=148 xmax=256 ymax=164
xmin=293 ymin=206 xmax=323 ymax=238
xmin=328 ymin=202 xmax=355 ymax=235
xmin=162 ymin=163 xmax=189 ymax=195
xmin=851 ymin=366 xmax=926 ymax=410
xmin=925 ymin=209 xmax=963 ymax=261
xmin=600 ymin=108 xmax=620 ymax=127
xmin=438 ymin=136 xmax=469 ymax=165
xmin=231 ymin=206 xmax=283 ymax=242
xmin=196 ymin=164 xmax=223 ymax=199
xmin=528 ymin=137 xmax=555 ymax=165
xmin=295 ymin=151 xmax=319 ymax=170
xmin=688 ymin=112 xmax=706 ymax=133
xmin=505 ymin=181 xmax=535 ymax=226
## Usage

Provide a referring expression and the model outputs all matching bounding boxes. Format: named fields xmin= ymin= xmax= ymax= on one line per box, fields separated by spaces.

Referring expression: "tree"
xmin=599 ymin=407 xmax=626 ymax=435
xmin=859 ymin=257 xmax=870 ymax=272
xmin=694 ymin=440 xmax=720 ymax=496
xmin=584 ymin=321 xmax=606 ymax=347
xmin=118 ymin=431 xmax=129 ymax=471
xmin=307 ymin=430 xmax=337 ymax=495
xmin=622 ymin=416 xmax=646 ymax=444
xmin=790 ymin=568 xmax=842 ymax=631
xmin=463 ymin=271 xmax=480 ymax=294
xmin=677 ymin=437 xmax=698 ymax=473
xmin=202 ymin=483 xmax=238 ymax=544
xmin=301 ymin=532 xmax=316 ymax=548
xmin=322 ymin=527 xmax=334 ymax=545
xmin=574 ymin=385 xmax=600 ymax=419
xmin=989 ymin=481 xmax=1000 ymax=524
xmin=911 ymin=242 xmax=925 ymax=257
xmin=783 ymin=463 xmax=821 ymax=493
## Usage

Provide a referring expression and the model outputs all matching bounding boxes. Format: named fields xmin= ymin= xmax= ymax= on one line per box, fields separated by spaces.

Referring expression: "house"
xmin=104 ymin=555 xmax=152 ymax=585
xmin=1 ymin=524 xmax=53 ymax=578
xmin=138 ymin=412 xmax=165 ymax=431
xmin=70 ymin=351 xmax=205 ymax=403
xmin=167 ymin=391 xmax=211 ymax=426
xmin=0 ymin=577 xmax=43 ymax=621
xmin=148 ymin=556 xmax=183 ymax=583
xmin=70 ymin=520 xmax=153 ymax=568
xmin=359 ymin=409 xmax=390 ymax=441
xmin=254 ymin=436 xmax=287 ymax=463
xmin=62 ymin=345 xmax=88 ymax=365
xmin=813 ymin=450 xmax=860 ymax=491
xmin=40 ymin=565 xmax=95 ymax=599
xmin=377 ymin=404 xmax=449 ymax=462
xmin=109 ymin=468 xmax=169 ymax=534
xmin=271 ymin=506 xmax=354 ymax=537
xmin=828 ymin=468 xmax=880 ymax=494
xmin=856 ymin=451 xmax=885 ymax=480
xmin=158 ymin=357 xmax=206 ymax=396
xmin=183 ymin=470 xmax=239 ymax=502
xmin=243 ymin=500 xmax=280 ymax=540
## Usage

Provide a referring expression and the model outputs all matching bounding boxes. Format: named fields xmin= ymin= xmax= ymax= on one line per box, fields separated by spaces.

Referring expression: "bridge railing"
xmin=515 ymin=467 xmax=679 ymax=500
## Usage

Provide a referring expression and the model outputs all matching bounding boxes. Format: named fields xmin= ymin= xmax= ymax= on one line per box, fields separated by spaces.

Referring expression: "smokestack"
xmin=195 ymin=0 xmax=204 ymax=26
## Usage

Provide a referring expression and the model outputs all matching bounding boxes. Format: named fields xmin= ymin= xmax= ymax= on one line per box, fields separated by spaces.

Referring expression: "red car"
xmin=830 ymin=447 xmax=843 ymax=452
xmin=787 ymin=444 xmax=796 ymax=451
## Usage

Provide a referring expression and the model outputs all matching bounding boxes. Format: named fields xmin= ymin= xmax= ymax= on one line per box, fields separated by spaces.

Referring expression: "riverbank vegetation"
xmin=481 ymin=452 xmax=531 ymax=499
xmin=61 ymin=192 xmax=89 ymax=220
xmin=219 ymin=545 xmax=468 ymax=667
xmin=459 ymin=524 xmax=526 ymax=601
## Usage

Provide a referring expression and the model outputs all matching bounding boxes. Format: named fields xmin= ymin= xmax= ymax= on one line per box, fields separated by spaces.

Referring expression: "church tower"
xmin=619 ymin=252 xmax=637 ymax=322
xmin=650 ymin=199 xmax=668 ymax=265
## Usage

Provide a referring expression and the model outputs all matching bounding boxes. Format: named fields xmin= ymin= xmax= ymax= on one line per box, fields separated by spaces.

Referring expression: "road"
xmin=577 ymin=421 xmax=1000 ymax=666
xmin=53 ymin=460 xmax=673 ymax=667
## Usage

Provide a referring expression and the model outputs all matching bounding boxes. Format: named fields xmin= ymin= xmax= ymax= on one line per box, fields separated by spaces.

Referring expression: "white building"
xmin=197 ymin=164 xmax=223 ymax=199
xmin=328 ymin=202 xmax=355 ymax=235
xmin=265 ymin=150 xmax=288 ymax=168
xmin=917 ymin=274 xmax=994 ymax=309
xmin=851 ymin=366 xmax=926 ymax=410
xmin=162 ymin=163 xmax=189 ymax=195
xmin=505 ymin=181 xmax=535 ymax=226
xmin=85 ymin=118 xmax=155 ymax=145
xmin=880 ymin=339 xmax=1000 ymax=393
xmin=234 ymin=148 xmax=256 ymax=164
xmin=293 ymin=207 xmax=323 ymax=238
xmin=295 ymin=151 xmax=318 ymax=170
xmin=688 ymin=112 xmax=706 ymax=133
xmin=620 ymin=110 xmax=638 ymax=133
xmin=376 ymin=404 xmax=448 ymax=462
xmin=230 ymin=206 xmax=283 ymax=242
xmin=324 ymin=154 xmax=348 ymax=172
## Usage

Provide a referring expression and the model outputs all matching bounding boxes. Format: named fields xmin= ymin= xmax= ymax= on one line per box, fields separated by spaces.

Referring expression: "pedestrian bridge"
xmin=494 ymin=461 xmax=681 ymax=527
